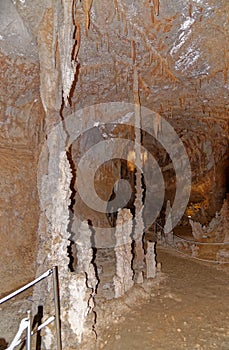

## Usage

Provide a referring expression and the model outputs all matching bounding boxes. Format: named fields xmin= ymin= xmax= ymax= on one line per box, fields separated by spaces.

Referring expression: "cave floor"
xmin=0 ymin=246 xmax=228 ymax=350
xmin=93 ymin=246 xmax=229 ymax=350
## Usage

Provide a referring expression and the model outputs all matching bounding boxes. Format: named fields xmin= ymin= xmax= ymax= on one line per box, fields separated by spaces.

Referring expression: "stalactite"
xmin=149 ymin=0 xmax=155 ymax=23
xmin=161 ymin=60 xmax=164 ymax=76
xmin=153 ymin=113 xmax=161 ymax=139
xmin=139 ymin=76 xmax=150 ymax=97
xmin=106 ymin=34 xmax=110 ymax=52
xmin=82 ymin=0 xmax=93 ymax=31
xmin=199 ymin=7 xmax=203 ymax=22
xmin=224 ymin=68 xmax=228 ymax=85
xmin=72 ymin=23 xmax=80 ymax=62
xmin=123 ymin=17 xmax=128 ymax=36
xmin=189 ymin=3 xmax=193 ymax=18
xmin=160 ymin=103 xmax=163 ymax=114
xmin=151 ymin=6 xmax=155 ymax=24
xmin=224 ymin=46 xmax=229 ymax=84
xmin=149 ymin=51 xmax=152 ymax=64
xmin=79 ymin=70 xmax=82 ymax=85
xmin=72 ymin=0 xmax=80 ymax=61
xmin=131 ymin=40 xmax=136 ymax=65
xmin=117 ymin=9 xmax=121 ymax=21
xmin=116 ymin=0 xmax=177 ymax=84
xmin=133 ymin=66 xmax=140 ymax=105
xmin=54 ymin=0 xmax=79 ymax=105
xmin=113 ymin=0 xmax=118 ymax=11
xmin=114 ymin=60 xmax=119 ymax=92
xmin=120 ymin=9 xmax=124 ymax=24
xmin=164 ymin=64 xmax=178 ymax=83
xmin=154 ymin=0 xmax=160 ymax=16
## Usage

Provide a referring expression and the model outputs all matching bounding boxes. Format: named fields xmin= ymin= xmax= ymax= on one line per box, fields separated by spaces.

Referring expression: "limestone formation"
xmin=189 ymin=219 xmax=204 ymax=241
xmin=0 ymin=0 xmax=229 ymax=348
xmin=222 ymin=196 xmax=229 ymax=243
xmin=113 ymin=209 xmax=134 ymax=298
xmin=164 ymin=200 xmax=174 ymax=245
xmin=145 ymin=241 xmax=157 ymax=279
xmin=132 ymin=67 xmax=145 ymax=284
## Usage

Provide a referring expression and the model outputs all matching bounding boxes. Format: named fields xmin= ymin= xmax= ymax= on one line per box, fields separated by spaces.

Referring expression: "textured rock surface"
xmin=145 ymin=241 xmax=157 ymax=279
xmin=113 ymin=209 xmax=134 ymax=297
xmin=0 ymin=0 xmax=228 ymax=348
xmin=0 ymin=0 xmax=44 ymax=295
xmin=0 ymin=148 xmax=39 ymax=294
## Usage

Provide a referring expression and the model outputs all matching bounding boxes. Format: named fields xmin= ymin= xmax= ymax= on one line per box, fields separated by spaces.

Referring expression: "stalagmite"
xmin=113 ymin=209 xmax=134 ymax=298
xmin=70 ymin=220 xmax=98 ymax=339
xmin=1 ymin=0 xmax=227 ymax=348
xmin=164 ymin=200 xmax=174 ymax=245
xmin=191 ymin=244 xmax=199 ymax=257
xmin=189 ymin=219 xmax=204 ymax=241
xmin=75 ymin=221 xmax=96 ymax=281
xmin=145 ymin=241 xmax=157 ymax=278
xmin=222 ymin=196 xmax=229 ymax=243
xmin=132 ymin=67 xmax=145 ymax=284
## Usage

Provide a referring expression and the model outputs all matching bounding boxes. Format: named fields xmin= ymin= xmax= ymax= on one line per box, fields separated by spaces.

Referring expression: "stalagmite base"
xmin=113 ymin=209 xmax=134 ymax=298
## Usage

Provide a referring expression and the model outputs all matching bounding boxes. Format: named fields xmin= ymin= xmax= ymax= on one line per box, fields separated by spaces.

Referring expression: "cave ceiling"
xmin=0 ymin=0 xmax=228 ymax=168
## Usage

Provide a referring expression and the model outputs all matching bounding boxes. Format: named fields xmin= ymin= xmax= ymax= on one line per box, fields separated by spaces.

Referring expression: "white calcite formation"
xmin=164 ymin=200 xmax=174 ymax=245
xmin=132 ymin=67 xmax=145 ymax=284
xmin=145 ymin=241 xmax=157 ymax=279
xmin=34 ymin=134 xmax=98 ymax=348
xmin=189 ymin=219 xmax=205 ymax=241
xmin=113 ymin=209 xmax=134 ymax=298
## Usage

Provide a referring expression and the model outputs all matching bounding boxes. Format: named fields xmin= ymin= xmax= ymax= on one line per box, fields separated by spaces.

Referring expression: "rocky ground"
xmin=91 ymin=246 xmax=229 ymax=350
xmin=0 ymin=245 xmax=228 ymax=350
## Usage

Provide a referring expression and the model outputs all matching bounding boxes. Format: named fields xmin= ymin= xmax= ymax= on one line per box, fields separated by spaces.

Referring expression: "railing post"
xmin=52 ymin=266 xmax=62 ymax=350
xmin=26 ymin=310 xmax=32 ymax=350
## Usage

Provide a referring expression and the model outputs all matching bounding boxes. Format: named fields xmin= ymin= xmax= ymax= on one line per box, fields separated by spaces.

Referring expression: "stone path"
xmin=95 ymin=246 xmax=229 ymax=350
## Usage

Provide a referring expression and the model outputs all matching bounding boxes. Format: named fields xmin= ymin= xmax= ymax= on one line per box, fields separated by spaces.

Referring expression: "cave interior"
xmin=0 ymin=0 xmax=228 ymax=349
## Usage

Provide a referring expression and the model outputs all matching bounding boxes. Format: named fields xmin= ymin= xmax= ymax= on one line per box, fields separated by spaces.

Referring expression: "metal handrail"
xmin=155 ymin=222 xmax=229 ymax=264
xmin=0 ymin=269 xmax=52 ymax=305
xmin=0 ymin=266 xmax=62 ymax=350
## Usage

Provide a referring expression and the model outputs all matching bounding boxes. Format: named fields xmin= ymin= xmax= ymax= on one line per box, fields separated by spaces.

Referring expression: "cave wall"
xmin=0 ymin=0 xmax=228 ymax=348
xmin=0 ymin=0 xmax=44 ymax=294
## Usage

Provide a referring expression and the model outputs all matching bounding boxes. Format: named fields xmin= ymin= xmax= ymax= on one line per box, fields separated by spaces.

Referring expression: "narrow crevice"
xmin=87 ymin=220 xmax=99 ymax=339
xmin=66 ymin=146 xmax=77 ymax=272
xmin=67 ymin=240 xmax=77 ymax=272
xmin=88 ymin=219 xmax=100 ymax=290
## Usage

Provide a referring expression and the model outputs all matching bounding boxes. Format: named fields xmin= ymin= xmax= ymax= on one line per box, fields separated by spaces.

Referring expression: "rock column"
xmin=113 ymin=209 xmax=134 ymax=297
xmin=132 ymin=67 xmax=145 ymax=284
